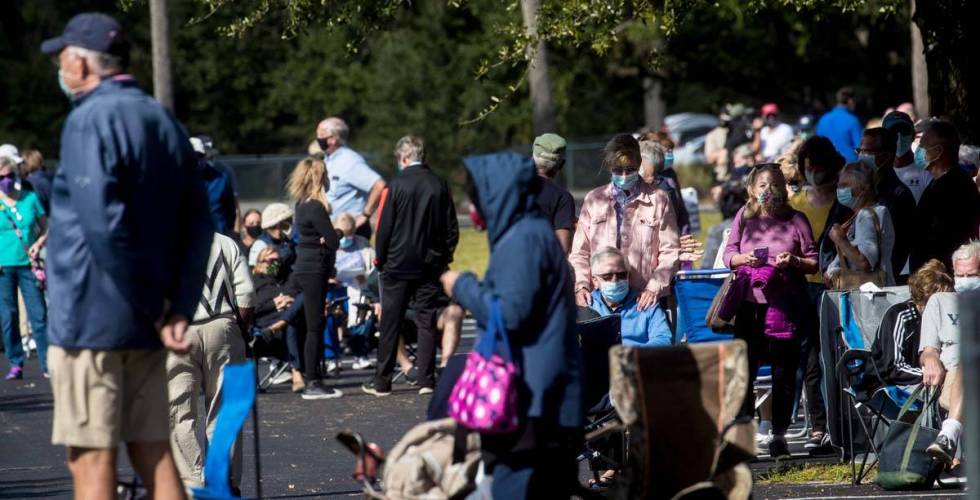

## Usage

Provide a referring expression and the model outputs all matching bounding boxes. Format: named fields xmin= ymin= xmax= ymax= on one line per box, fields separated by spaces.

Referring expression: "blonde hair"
xmin=287 ymin=156 xmax=328 ymax=205
xmin=742 ymin=164 xmax=788 ymax=219
xmin=335 ymin=212 xmax=356 ymax=235
xmin=253 ymin=246 xmax=279 ymax=275
xmin=908 ymin=259 xmax=954 ymax=307
xmin=21 ymin=150 xmax=44 ymax=176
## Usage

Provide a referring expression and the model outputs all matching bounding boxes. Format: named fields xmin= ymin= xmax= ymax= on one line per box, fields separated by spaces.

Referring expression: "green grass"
xmin=756 ymin=463 xmax=873 ymax=484
xmin=450 ymin=228 xmax=490 ymax=277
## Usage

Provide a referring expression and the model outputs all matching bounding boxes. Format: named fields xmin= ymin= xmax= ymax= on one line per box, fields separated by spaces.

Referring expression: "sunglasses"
xmin=597 ymin=271 xmax=628 ymax=281
xmin=610 ymin=166 xmax=639 ymax=176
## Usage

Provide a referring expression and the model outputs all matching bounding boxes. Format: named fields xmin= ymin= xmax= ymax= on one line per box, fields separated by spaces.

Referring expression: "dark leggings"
xmin=294 ymin=272 xmax=327 ymax=380
xmin=734 ymin=302 xmax=802 ymax=436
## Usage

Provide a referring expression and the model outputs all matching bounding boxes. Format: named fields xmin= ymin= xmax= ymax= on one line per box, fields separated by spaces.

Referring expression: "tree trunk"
xmin=909 ymin=0 xmax=929 ymax=120
xmin=150 ymin=0 xmax=175 ymax=111
xmin=520 ymin=0 xmax=556 ymax=135
xmin=913 ymin=0 xmax=978 ymax=143
xmin=643 ymin=76 xmax=666 ymax=131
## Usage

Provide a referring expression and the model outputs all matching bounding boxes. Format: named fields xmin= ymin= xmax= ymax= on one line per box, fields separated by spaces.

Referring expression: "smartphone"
xmin=753 ymin=246 xmax=769 ymax=262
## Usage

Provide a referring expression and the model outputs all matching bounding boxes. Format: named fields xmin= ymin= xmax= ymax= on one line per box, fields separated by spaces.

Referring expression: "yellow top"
xmin=789 ymin=189 xmax=833 ymax=283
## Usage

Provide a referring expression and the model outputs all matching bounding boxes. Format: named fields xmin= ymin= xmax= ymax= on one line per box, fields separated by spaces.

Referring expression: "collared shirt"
xmin=588 ymin=289 xmax=672 ymax=348
xmin=326 ymin=146 xmax=382 ymax=219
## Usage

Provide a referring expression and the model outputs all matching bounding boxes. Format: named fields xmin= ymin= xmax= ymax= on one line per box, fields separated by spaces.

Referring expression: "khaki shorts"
xmin=940 ymin=367 xmax=961 ymax=411
xmin=49 ymin=346 xmax=170 ymax=448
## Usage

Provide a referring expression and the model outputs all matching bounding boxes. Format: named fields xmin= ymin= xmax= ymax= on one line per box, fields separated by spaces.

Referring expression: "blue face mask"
xmin=339 ymin=237 xmax=354 ymax=249
xmin=836 ymin=187 xmax=856 ymax=208
xmin=896 ymin=134 xmax=913 ymax=156
xmin=858 ymin=153 xmax=877 ymax=170
xmin=664 ymin=151 xmax=674 ymax=170
xmin=57 ymin=69 xmax=74 ymax=99
xmin=611 ymin=173 xmax=639 ymax=190
xmin=600 ymin=280 xmax=629 ymax=304
xmin=914 ymin=146 xmax=934 ymax=171
xmin=954 ymin=276 xmax=980 ymax=293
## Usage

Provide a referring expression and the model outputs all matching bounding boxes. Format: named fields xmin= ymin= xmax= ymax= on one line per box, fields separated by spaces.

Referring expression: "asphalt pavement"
xmin=0 ymin=325 xmax=968 ymax=498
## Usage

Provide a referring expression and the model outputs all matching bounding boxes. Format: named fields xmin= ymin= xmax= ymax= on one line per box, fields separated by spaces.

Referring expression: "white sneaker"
xmin=326 ymin=360 xmax=343 ymax=374
xmin=270 ymin=370 xmax=292 ymax=385
xmin=352 ymin=357 xmax=375 ymax=370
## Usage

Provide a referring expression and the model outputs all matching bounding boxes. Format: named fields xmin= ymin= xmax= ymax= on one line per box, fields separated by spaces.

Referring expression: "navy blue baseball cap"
xmin=41 ymin=13 xmax=126 ymax=55
xmin=882 ymin=111 xmax=914 ymax=135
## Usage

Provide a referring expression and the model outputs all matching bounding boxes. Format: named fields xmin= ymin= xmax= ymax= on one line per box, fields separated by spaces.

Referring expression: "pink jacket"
xmin=569 ymin=182 xmax=680 ymax=299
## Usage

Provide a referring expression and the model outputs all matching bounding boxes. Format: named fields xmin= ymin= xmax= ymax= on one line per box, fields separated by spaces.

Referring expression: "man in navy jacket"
xmin=42 ymin=13 xmax=212 ymax=499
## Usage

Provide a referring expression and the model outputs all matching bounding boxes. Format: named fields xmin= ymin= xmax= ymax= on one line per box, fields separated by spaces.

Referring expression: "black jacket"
xmin=375 ymin=164 xmax=459 ymax=279
xmin=911 ymin=167 xmax=980 ymax=272
xmin=293 ymin=199 xmax=340 ymax=275
xmin=876 ymin=168 xmax=916 ymax=279
xmin=252 ymin=273 xmax=302 ymax=328
xmin=814 ymin=200 xmax=853 ymax=274
xmin=868 ymin=301 xmax=922 ymax=387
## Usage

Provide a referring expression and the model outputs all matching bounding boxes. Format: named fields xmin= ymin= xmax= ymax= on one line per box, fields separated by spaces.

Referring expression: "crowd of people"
xmin=2 ymin=11 xmax=979 ymax=500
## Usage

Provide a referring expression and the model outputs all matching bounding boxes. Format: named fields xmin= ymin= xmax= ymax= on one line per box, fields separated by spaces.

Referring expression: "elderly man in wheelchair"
xmin=587 ymin=247 xmax=673 ymax=348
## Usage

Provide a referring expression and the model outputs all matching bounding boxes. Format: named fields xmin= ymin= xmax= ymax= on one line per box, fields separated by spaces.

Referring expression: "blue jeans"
xmin=0 ymin=266 xmax=48 ymax=371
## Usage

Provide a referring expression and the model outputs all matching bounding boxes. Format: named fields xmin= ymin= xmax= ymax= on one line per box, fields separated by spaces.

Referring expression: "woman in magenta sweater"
xmin=723 ymin=163 xmax=818 ymax=459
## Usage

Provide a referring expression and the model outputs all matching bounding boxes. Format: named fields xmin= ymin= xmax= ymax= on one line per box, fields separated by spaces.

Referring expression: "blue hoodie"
xmin=453 ymin=152 xmax=583 ymax=429
xmin=47 ymin=77 xmax=213 ymax=350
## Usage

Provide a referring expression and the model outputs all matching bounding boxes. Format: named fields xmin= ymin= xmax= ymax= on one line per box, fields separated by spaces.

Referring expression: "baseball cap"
xmin=261 ymin=203 xmax=294 ymax=229
xmin=41 ymin=12 xmax=127 ymax=55
xmin=761 ymin=103 xmax=779 ymax=117
xmin=0 ymin=144 xmax=23 ymax=164
xmin=882 ymin=111 xmax=914 ymax=135
xmin=532 ymin=133 xmax=566 ymax=164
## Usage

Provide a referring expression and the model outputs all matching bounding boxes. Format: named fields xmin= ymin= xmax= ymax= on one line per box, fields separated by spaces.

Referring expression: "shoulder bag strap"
xmin=0 ymin=203 xmax=34 ymax=260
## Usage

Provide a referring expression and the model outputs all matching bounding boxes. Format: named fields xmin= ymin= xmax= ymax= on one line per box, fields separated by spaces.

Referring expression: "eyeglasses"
xmin=610 ymin=166 xmax=639 ymax=176
xmin=854 ymin=148 xmax=882 ymax=155
xmin=597 ymin=271 xmax=628 ymax=281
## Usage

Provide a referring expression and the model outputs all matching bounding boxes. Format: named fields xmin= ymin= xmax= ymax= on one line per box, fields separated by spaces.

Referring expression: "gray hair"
xmin=590 ymin=247 xmax=627 ymax=272
xmin=394 ymin=135 xmax=425 ymax=163
xmin=639 ymin=140 xmax=665 ymax=172
xmin=0 ymin=156 xmax=16 ymax=170
xmin=65 ymin=45 xmax=123 ymax=76
xmin=840 ymin=161 xmax=877 ymax=198
xmin=953 ymin=240 xmax=980 ymax=262
xmin=321 ymin=117 xmax=349 ymax=144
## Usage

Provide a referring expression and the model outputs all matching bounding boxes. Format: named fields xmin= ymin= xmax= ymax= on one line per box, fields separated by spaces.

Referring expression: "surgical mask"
xmin=611 ymin=173 xmax=639 ymax=190
xmin=858 ymin=153 xmax=877 ymax=170
xmin=316 ymin=137 xmax=329 ymax=152
xmin=914 ymin=146 xmax=937 ymax=171
xmin=339 ymin=236 xmax=354 ymax=249
xmin=896 ymin=134 xmax=913 ymax=156
xmin=664 ymin=151 xmax=674 ymax=170
xmin=954 ymin=276 xmax=980 ymax=293
xmin=245 ymin=226 xmax=262 ymax=238
xmin=788 ymin=183 xmax=801 ymax=194
xmin=57 ymin=69 xmax=74 ymax=99
xmin=805 ymin=169 xmax=833 ymax=187
xmin=280 ymin=223 xmax=293 ymax=237
xmin=836 ymin=187 xmax=856 ymax=208
xmin=0 ymin=176 xmax=15 ymax=194
xmin=600 ymin=280 xmax=629 ymax=304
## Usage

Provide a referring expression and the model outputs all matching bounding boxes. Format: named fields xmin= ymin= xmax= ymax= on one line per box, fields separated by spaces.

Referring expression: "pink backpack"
xmin=449 ymin=297 xmax=519 ymax=433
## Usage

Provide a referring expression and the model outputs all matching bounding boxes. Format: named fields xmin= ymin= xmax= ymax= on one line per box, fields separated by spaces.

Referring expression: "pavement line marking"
xmin=782 ymin=493 xmax=966 ymax=500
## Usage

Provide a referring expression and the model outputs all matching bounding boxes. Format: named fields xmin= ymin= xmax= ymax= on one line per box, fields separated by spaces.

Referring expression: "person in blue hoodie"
xmin=42 ymin=13 xmax=212 ymax=499
xmin=441 ymin=151 xmax=583 ymax=499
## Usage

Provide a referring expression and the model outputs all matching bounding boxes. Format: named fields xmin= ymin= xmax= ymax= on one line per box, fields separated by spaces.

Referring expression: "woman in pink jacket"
xmin=570 ymin=134 xmax=681 ymax=312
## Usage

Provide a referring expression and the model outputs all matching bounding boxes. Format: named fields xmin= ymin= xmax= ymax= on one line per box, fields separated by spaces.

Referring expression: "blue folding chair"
xmin=835 ymin=291 xmax=920 ymax=484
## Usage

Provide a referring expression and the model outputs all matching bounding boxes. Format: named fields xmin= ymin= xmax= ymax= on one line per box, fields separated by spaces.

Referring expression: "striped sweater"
xmin=192 ymin=233 xmax=255 ymax=323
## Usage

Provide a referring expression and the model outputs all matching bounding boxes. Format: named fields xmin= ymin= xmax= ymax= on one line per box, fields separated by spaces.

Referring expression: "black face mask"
xmin=245 ymin=226 xmax=262 ymax=238
xmin=316 ymin=138 xmax=330 ymax=151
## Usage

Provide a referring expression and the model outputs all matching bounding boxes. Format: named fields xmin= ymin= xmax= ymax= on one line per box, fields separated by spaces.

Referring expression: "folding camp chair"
xmin=576 ymin=314 xmax=626 ymax=485
xmin=834 ymin=290 xmax=921 ymax=484
xmin=607 ymin=341 xmax=755 ymax=499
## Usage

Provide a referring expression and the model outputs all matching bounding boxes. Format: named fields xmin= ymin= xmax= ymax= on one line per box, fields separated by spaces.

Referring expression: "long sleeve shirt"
xmin=192 ymin=233 xmax=255 ymax=323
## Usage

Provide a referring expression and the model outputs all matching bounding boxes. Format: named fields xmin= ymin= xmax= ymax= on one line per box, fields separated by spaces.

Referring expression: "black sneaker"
xmin=402 ymin=367 xmax=419 ymax=386
xmin=769 ymin=435 xmax=791 ymax=460
xmin=927 ymin=434 xmax=957 ymax=465
xmin=804 ymin=432 xmax=829 ymax=450
xmin=361 ymin=380 xmax=392 ymax=397
xmin=301 ymin=380 xmax=343 ymax=400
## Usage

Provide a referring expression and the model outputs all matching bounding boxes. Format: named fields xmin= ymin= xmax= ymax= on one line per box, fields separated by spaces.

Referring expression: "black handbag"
xmin=876 ymin=385 xmax=943 ymax=490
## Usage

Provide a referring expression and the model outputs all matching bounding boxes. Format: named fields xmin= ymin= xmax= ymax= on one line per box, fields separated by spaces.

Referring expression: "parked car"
xmin=664 ymin=113 xmax=719 ymax=167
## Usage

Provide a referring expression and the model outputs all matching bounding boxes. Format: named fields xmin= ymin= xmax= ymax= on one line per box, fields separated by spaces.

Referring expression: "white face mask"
xmin=954 ymin=276 xmax=980 ymax=293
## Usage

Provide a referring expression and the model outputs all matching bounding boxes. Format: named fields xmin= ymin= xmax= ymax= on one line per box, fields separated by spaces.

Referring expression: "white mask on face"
xmin=954 ymin=276 xmax=980 ymax=293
